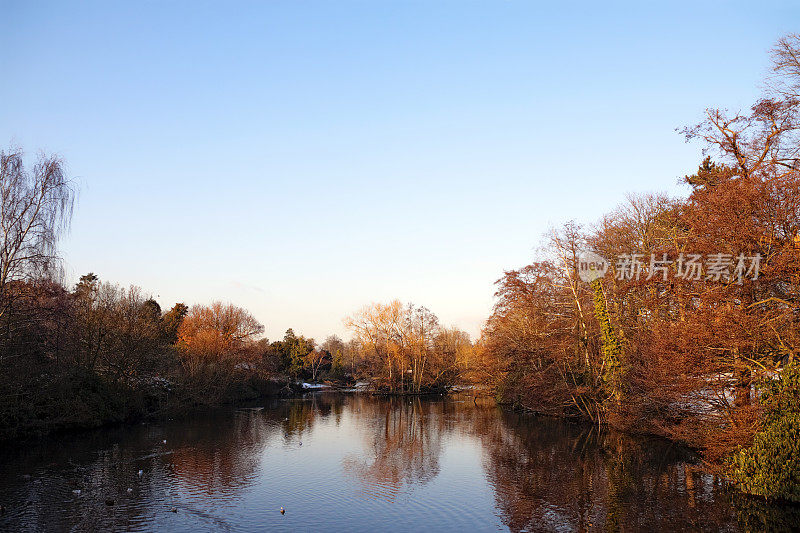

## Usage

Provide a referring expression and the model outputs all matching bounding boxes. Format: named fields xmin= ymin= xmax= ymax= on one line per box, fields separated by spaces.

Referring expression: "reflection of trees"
xmin=2 ymin=394 xmax=796 ymax=531
xmin=0 ymin=407 xmax=284 ymax=531
xmin=463 ymin=404 xmax=743 ymax=532
xmin=343 ymin=397 xmax=443 ymax=501
xmin=169 ymin=408 xmax=277 ymax=496
xmin=733 ymin=493 xmax=800 ymax=533
xmin=337 ymin=394 xmax=799 ymax=530
xmin=171 ymin=395 xmax=347 ymax=496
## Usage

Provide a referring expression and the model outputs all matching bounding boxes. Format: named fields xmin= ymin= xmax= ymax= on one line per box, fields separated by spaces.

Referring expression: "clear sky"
xmin=2 ymin=1 xmax=798 ymax=341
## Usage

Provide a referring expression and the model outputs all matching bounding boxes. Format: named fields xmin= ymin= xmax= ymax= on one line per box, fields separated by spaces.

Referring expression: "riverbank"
xmin=0 ymin=375 xmax=464 ymax=442
xmin=0 ymin=368 xmax=296 ymax=442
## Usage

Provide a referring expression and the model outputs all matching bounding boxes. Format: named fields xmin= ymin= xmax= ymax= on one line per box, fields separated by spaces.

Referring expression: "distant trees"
xmin=303 ymin=349 xmax=329 ymax=382
xmin=177 ymin=302 xmax=263 ymax=379
xmin=258 ymin=328 xmax=316 ymax=380
xmin=432 ymin=327 xmax=472 ymax=386
xmin=345 ymin=300 xmax=404 ymax=389
xmin=0 ymin=267 xmax=197 ymax=437
xmin=320 ymin=335 xmax=346 ymax=378
xmin=72 ymin=277 xmax=167 ymax=382
xmin=285 ymin=328 xmax=315 ymax=377
xmin=162 ymin=303 xmax=188 ymax=344
xmin=345 ymin=300 xmax=473 ymax=392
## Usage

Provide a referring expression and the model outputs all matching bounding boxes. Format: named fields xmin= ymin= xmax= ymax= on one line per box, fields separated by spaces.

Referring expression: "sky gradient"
xmin=2 ymin=1 xmax=798 ymax=341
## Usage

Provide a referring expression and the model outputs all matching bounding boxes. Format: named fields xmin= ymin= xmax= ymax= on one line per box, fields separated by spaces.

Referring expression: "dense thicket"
xmin=481 ymin=34 xmax=800 ymax=501
xmin=0 ymin=268 xmax=281 ymax=437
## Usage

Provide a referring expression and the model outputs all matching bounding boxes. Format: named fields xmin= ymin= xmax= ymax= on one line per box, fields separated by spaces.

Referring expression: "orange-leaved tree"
xmin=177 ymin=302 xmax=263 ymax=401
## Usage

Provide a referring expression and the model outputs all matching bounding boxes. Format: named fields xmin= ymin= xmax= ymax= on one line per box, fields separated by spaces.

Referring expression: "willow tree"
xmin=0 ymin=148 xmax=75 ymax=321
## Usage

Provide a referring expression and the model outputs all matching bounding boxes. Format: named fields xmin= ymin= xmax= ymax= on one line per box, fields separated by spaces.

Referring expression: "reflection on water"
xmin=0 ymin=394 xmax=797 ymax=532
xmin=343 ymin=398 xmax=443 ymax=502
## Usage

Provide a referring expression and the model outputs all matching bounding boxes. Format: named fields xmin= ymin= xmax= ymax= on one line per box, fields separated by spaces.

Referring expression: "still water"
xmin=0 ymin=394 xmax=797 ymax=532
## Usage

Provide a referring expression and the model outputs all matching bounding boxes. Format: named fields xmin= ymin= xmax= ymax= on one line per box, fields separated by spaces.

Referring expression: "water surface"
xmin=0 ymin=394 xmax=796 ymax=532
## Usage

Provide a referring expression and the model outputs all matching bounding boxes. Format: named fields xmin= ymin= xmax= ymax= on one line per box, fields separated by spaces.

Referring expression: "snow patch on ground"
xmin=301 ymin=382 xmax=329 ymax=390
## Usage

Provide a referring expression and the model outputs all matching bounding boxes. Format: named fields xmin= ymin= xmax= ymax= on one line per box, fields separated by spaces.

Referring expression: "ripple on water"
xmin=0 ymin=395 xmax=771 ymax=532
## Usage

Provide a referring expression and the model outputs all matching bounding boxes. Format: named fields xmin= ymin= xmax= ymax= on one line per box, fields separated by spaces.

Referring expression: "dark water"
xmin=0 ymin=394 xmax=797 ymax=532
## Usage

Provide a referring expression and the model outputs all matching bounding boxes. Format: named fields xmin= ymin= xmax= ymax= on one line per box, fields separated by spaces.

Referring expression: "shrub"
xmin=730 ymin=362 xmax=800 ymax=502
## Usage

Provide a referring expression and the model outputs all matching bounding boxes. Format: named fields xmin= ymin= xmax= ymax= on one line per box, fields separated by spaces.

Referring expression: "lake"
xmin=0 ymin=393 xmax=797 ymax=532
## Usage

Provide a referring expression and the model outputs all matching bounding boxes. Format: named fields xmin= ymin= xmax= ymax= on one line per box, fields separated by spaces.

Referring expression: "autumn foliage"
xmin=345 ymin=300 xmax=473 ymax=393
xmin=480 ymin=34 xmax=800 ymax=500
xmin=177 ymin=302 xmax=263 ymax=374
xmin=4 ymin=30 xmax=800 ymax=504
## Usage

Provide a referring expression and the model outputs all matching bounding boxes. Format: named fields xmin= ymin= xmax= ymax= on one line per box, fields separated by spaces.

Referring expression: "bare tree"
xmin=303 ymin=349 xmax=328 ymax=382
xmin=681 ymin=35 xmax=800 ymax=178
xmin=0 ymin=148 xmax=75 ymax=319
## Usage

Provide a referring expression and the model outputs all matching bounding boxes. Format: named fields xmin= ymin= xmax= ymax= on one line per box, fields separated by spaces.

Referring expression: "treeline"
xmin=0 ymin=146 xmax=476 ymax=437
xmin=480 ymin=34 xmax=800 ymax=502
xmin=0 ymin=265 xmax=283 ymax=437
xmin=0 ymin=148 xmax=323 ymax=437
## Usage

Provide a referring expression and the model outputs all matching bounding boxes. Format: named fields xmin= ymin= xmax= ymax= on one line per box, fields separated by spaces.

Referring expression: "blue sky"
xmin=2 ymin=1 xmax=798 ymax=341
